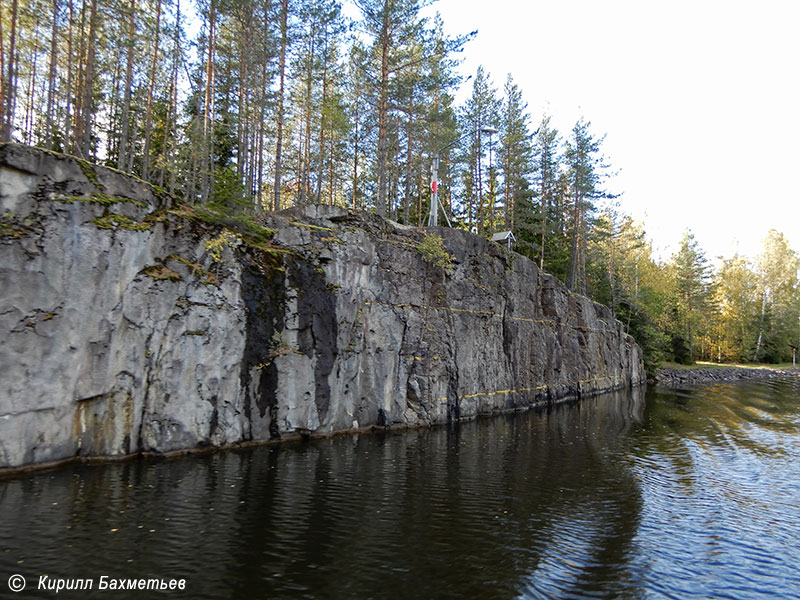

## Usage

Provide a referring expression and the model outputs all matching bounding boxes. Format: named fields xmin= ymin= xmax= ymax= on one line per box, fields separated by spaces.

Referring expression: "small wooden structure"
xmin=490 ymin=230 xmax=516 ymax=251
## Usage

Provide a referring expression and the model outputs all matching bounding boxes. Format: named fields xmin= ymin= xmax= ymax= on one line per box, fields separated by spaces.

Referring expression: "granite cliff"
xmin=0 ymin=144 xmax=645 ymax=472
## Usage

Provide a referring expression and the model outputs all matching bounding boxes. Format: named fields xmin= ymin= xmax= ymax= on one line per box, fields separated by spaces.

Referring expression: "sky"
xmin=420 ymin=0 xmax=800 ymax=263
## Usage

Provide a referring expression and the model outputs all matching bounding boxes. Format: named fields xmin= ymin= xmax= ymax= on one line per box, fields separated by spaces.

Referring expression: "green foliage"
xmin=457 ymin=66 xmax=501 ymax=234
xmin=514 ymin=115 xmax=564 ymax=273
xmin=205 ymin=230 xmax=242 ymax=263
xmin=5 ymin=0 xmax=799 ymax=372
xmin=172 ymin=204 xmax=276 ymax=250
xmin=580 ymin=221 xmax=798 ymax=369
xmin=91 ymin=214 xmax=150 ymax=231
xmin=564 ymin=118 xmax=616 ymax=293
xmin=710 ymin=255 xmax=759 ymax=362
xmin=668 ymin=230 xmax=713 ymax=362
xmin=208 ymin=166 xmax=252 ymax=214
xmin=75 ymin=158 xmax=102 ymax=189
xmin=142 ymin=265 xmax=183 ymax=282
xmin=57 ymin=194 xmax=147 ymax=208
xmin=416 ymin=232 xmax=454 ymax=271
xmin=498 ymin=75 xmax=533 ymax=232
xmin=751 ymin=230 xmax=800 ymax=363
xmin=166 ymin=254 xmax=219 ymax=286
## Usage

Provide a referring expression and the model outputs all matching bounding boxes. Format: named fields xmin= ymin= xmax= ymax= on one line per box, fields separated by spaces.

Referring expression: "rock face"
xmin=0 ymin=144 xmax=645 ymax=472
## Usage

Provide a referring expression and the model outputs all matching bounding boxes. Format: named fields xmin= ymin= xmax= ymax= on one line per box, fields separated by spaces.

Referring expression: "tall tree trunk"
xmin=1 ymin=0 xmax=19 ymax=141
xmin=187 ymin=100 xmax=202 ymax=201
xmin=117 ymin=0 xmax=136 ymax=170
xmin=391 ymin=131 xmax=400 ymax=219
xmin=164 ymin=0 xmax=181 ymax=190
xmin=503 ymin=138 xmax=511 ymax=230
xmin=403 ymin=90 xmax=414 ymax=225
xmin=77 ymin=0 xmax=98 ymax=157
xmin=63 ymin=0 xmax=74 ymax=147
xmin=44 ymin=0 xmax=60 ymax=148
xmin=24 ymin=13 xmax=42 ymax=145
xmin=237 ymin=74 xmax=246 ymax=184
xmin=0 ymin=3 xmax=5 ymax=141
xmin=351 ymin=111 xmax=359 ymax=209
xmin=446 ymin=159 xmax=453 ymax=223
xmin=107 ymin=51 xmax=122 ymax=156
xmin=625 ymin=260 xmax=639 ymax=334
xmin=273 ymin=0 xmax=288 ymax=211
xmin=753 ymin=289 xmax=767 ymax=361
xmin=467 ymin=158 xmax=476 ymax=232
xmin=72 ymin=0 xmax=87 ymax=154
xmin=607 ymin=231 xmax=617 ymax=318
xmin=159 ymin=61 xmax=174 ymax=188
xmin=315 ymin=32 xmax=329 ymax=203
xmin=201 ymin=0 xmax=216 ymax=202
xmin=568 ymin=192 xmax=581 ymax=291
xmin=299 ymin=23 xmax=315 ymax=205
xmin=416 ymin=167 xmax=422 ymax=226
xmin=255 ymin=2 xmax=267 ymax=209
xmin=142 ymin=0 xmax=161 ymax=181
xmin=476 ymin=133 xmax=484 ymax=234
xmin=488 ymin=144 xmax=495 ymax=233
xmin=375 ymin=12 xmax=390 ymax=216
xmin=328 ymin=134 xmax=334 ymax=205
xmin=577 ymin=219 xmax=586 ymax=294
xmin=236 ymin=4 xmax=252 ymax=190
xmin=539 ymin=172 xmax=547 ymax=271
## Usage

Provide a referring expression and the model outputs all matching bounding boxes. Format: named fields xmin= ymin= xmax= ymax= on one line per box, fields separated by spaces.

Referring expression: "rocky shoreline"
xmin=653 ymin=366 xmax=799 ymax=387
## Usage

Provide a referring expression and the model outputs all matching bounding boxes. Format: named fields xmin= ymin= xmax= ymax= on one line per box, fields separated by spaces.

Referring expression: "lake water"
xmin=2 ymin=379 xmax=800 ymax=599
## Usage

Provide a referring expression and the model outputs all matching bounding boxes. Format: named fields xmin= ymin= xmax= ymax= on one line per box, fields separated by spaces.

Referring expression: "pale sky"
xmin=423 ymin=0 xmax=800 ymax=264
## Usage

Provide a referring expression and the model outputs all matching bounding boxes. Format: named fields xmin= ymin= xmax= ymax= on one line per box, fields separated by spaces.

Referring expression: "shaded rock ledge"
xmin=653 ymin=366 xmax=799 ymax=387
xmin=0 ymin=144 xmax=645 ymax=473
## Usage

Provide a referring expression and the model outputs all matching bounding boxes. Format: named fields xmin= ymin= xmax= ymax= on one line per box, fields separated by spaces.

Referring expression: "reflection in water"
xmin=627 ymin=379 xmax=800 ymax=600
xmin=1 ymin=380 xmax=799 ymax=599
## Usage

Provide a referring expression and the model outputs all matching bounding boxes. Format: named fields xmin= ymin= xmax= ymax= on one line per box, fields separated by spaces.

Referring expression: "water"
xmin=2 ymin=379 xmax=800 ymax=599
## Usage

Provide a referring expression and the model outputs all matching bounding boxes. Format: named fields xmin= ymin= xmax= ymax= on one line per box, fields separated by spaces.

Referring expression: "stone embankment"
xmin=653 ymin=366 xmax=799 ymax=387
xmin=0 ymin=144 xmax=645 ymax=472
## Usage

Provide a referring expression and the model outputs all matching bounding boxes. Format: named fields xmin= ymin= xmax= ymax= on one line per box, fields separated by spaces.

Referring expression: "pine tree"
xmin=0 ymin=0 xmax=20 ymax=142
xmin=344 ymin=41 xmax=371 ymax=210
xmin=458 ymin=65 xmax=499 ymax=234
xmin=564 ymin=117 xmax=614 ymax=293
xmin=669 ymin=230 xmax=713 ymax=364
xmin=291 ymin=0 xmax=345 ymax=206
xmin=272 ymin=0 xmax=290 ymax=210
xmin=497 ymin=74 xmax=532 ymax=233
xmin=421 ymin=14 xmax=460 ymax=225
xmin=352 ymin=0 xmax=428 ymax=216
xmin=352 ymin=0 xmax=470 ymax=217
xmin=529 ymin=115 xmax=561 ymax=271
xmin=43 ymin=0 xmax=59 ymax=148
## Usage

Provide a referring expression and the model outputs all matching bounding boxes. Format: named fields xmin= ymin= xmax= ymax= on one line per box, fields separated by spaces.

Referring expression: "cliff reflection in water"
xmin=0 ymin=388 xmax=645 ymax=599
xmin=3 ymin=380 xmax=799 ymax=599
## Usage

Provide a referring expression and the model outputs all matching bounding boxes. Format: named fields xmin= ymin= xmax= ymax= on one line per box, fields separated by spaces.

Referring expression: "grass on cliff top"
xmin=170 ymin=204 xmax=276 ymax=248
xmin=660 ymin=361 xmax=797 ymax=370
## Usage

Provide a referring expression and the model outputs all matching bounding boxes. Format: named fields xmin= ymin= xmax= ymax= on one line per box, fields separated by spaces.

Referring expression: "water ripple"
xmin=2 ymin=381 xmax=800 ymax=598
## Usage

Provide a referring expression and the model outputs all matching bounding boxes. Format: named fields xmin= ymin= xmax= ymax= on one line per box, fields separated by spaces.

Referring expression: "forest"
xmin=1 ymin=0 xmax=798 ymax=371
